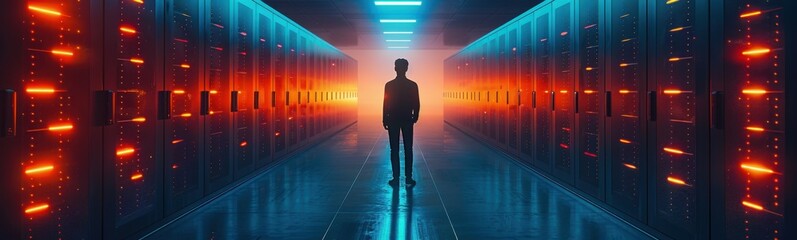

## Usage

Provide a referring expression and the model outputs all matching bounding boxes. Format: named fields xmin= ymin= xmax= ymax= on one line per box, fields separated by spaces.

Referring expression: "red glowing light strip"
xmin=669 ymin=27 xmax=686 ymax=32
xmin=742 ymin=201 xmax=764 ymax=210
xmin=129 ymin=58 xmax=144 ymax=64
xmin=25 ymin=165 xmax=54 ymax=175
xmin=119 ymin=26 xmax=137 ymax=34
xmin=116 ymin=148 xmax=135 ymax=156
xmin=740 ymin=164 xmax=775 ymax=174
xmin=667 ymin=176 xmax=688 ymax=186
xmin=240 ymin=32 xmax=247 ymax=36
xmin=663 ymin=147 xmax=685 ymax=155
xmin=742 ymin=89 xmax=767 ymax=95
xmin=172 ymin=164 xmax=179 ymax=169
xmin=559 ymin=143 xmax=569 ymax=149
xmin=28 ymin=5 xmax=62 ymax=16
xmin=48 ymin=124 xmax=73 ymax=132
xmin=275 ymin=132 xmax=281 ymax=136
xmin=746 ymin=126 xmax=765 ymax=132
xmin=174 ymin=38 xmax=188 ymax=43
xmin=24 ymin=204 xmax=49 ymax=214
xmin=742 ymin=48 xmax=771 ymax=56
xmin=172 ymin=139 xmax=184 ymax=144
xmin=130 ymin=173 xmax=143 ymax=180
xmin=560 ymin=31 xmax=568 ymax=36
xmin=212 ymin=23 xmax=224 ymax=29
xmin=739 ymin=11 xmax=762 ymax=18
xmin=240 ymin=141 xmax=248 ymax=147
xmin=26 ymin=88 xmax=55 ymax=94
xmin=619 ymin=139 xmax=632 ymax=144
xmin=131 ymin=117 xmax=146 ymax=122
xmin=623 ymin=163 xmax=637 ymax=170
xmin=583 ymin=152 xmax=597 ymax=158
xmin=211 ymin=46 xmax=224 ymax=51
xmin=583 ymin=24 xmax=597 ymax=29
xmin=51 ymin=49 xmax=74 ymax=56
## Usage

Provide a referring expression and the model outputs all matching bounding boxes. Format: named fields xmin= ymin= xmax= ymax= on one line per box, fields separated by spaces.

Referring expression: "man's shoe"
xmin=388 ymin=178 xmax=400 ymax=186
xmin=405 ymin=178 xmax=416 ymax=185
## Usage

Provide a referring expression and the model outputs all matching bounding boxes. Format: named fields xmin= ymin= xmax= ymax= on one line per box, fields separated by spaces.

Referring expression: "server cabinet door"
xmin=205 ymin=0 xmax=233 ymax=192
xmin=507 ymin=28 xmax=520 ymax=153
xmin=497 ymin=35 xmax=507 ymax=146
xmin=307 ymin=44 xmax=316 ymax=139
xmin=102 ymin=0 xmax=163 ymax=237
xmin=519 ymin=20 xmax=535 ymax=162
xmin=574 ymin=0 xmax=605 ymax=199
xmin=533 ymin=6 xmax=553 ymax=171
xmin=232 ymin=1 xmax=255 ymax=178
xmin=273 ymin=21 xmax=287 ymax=155
xmin=606 ymin=0 xmax=647 ymax=221
xmin=299 ymin=36 xmax=308 ymax=143
xmin=287 ymin=30 xmax=298 ymax=149
xmin=480 ymin=44 xmax=490 ymax=137
xmin=255 ymin=11 xmax=273 ymax=167
xmin=552 ymin=0 xmax=575 ymax=183
xmin=650 ymin=0 xmax=710 ymax=238
xmin=490 ymin=38 xmax=499 ymax=143
xmin=723 ymin=0 xmax=788 ymax=239
xmin=2 ymin=1 xmax=95 ymax=238
xmin=164 ymin=0 xmax=204 ymax=214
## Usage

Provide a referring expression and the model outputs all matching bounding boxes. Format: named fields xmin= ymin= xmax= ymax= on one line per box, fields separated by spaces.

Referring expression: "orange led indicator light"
xmin=130 ymin=58 xmax=144 ymax=64
xmin=742 ymin=89 xmax=767 ymax=95
xmin=667 ymin=176 xmax=687 ymax=186
xmin=275 ymin=132 xmax=281 ymax=136
xmin=663 ymin=147 xmax=684 ymax=155
xmin=584 ymin=67 xmax=594 ymax=71
xmin=25 ymin=165 xmax=54 ymax=175
xmin=180 ymin=113 xmax=192 ymax=118
xmin=240 ymin=141 xmax=248 ymax=147
xmin=618 ymin=89 xmax=631 ymax=94
xmin=172 ymin=139 xmax=184 ymax=144
xmin=131 ymin=117 xmax=146 ymax=122
xmin=130 ymin=173 xmax=143 ymax=180
xmin=741 ymin=164 xmax=774 ymax=174
xmin=26 ymin=88 xmax=55 ymax=94
xmin=742 ymin=48 xmax=771 ymax=56
xmin=619 ymin=63 xmax=630 ymax=67
xmin=742 ymin=201 xmax=764 ymax=211
xmin=25 ymin=204 xmax=49 ymax=214
xmin=582 ymin=90 xmax=595 ymax=94
xmin=665 ymin=0 xmax=679 ymax=4
xmin=210 ymin=90 xmax=218 ymax=94
xmin=119 ymin=26 xmax=137 ymax=34
xmin=51 ymin=49 xmax=74 ymax=56
xmin=173 ymin=90 xmax=186 ymax=94
xmin=663 ymin=89 xmax=682 ymax=95
xmin=180 ymin=64 xmax=191 ymax=69
xmin=619 ymin=139 xmax=632 ymax=144
xmin=559 ymin=143 xmax=569 ymax=149
xmin=559 ymin=90 xmax=568 ymax=94
xmin=669 ymin=27 xmax=685 ymax=32
xmin=623 ymin=163 xmax=637 ymax=170
xmin=48 ymin=124 xmax=73 ymax=132
xmin=740 ymin=11 xmax=762 ymax=18
xmin=28 ymin=5 xmax=62 ymax=16
xmin=746 ymin=126 xmax=765 ymax=132
xmin=116 ymin=148 xmax=135 ymax=156
xmin=133 ymin=0 xmax=144 ymax=3
xmin=668 ymin=57 xmax=683 ymax=62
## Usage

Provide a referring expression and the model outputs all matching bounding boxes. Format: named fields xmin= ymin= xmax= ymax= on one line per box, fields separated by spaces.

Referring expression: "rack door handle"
xmin=254 ymin=91 xmax=260 ymax=110
xmin=551 ymin=92 xmax=556 ymax=111
xmin=574 ymin=91 xmax=579 ymax=114
xmin=158 ymin=91 xmax=172 ymax=120
xmin=606 ymin=91 xmax=612 ymax=117
xmin=272 ymin=91 xmax=277 ymax=107
xmin=95 ymin=90 xmax=115 ymax=126
xmin=200 ymin=91 xmax=210 ymax=115
xmin=1 ymin=89 xmax=16 ymax=137
xmin=711 ymin=91 xmax=724 ymax=129
xmin=648 ymin=91 xmax=657 ymax=121
xmin=506 ymin=91 xmax=509 ymax=105
xmin=286 ymin=91 xmax=290 ymax=106
xmin=231 ymin=91 xmax=239 ymax=112
xmin=532 ymin=91 xmax=536 ymax=108
xmin=298 ymin=92 xmax=302 ymax=105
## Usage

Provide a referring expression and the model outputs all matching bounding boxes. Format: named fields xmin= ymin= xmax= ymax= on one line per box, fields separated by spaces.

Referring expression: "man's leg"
xmin=402 ymin=123 xmax=414 ymax=178
xmin=388 ymin=125 xmax=401 ymax=179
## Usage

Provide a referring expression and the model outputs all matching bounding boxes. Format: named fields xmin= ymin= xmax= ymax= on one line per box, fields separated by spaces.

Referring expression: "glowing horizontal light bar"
xmin=116 ymin=148 xmax=135 ymax=156
xmin=559 ymin=143 xmax=569 ymax=149
xmin=380 ymin=19 xmax=417 ymax=23
xmin=669 ymin=57 xmax=685 ymax=62
xmin=663 ymin=89 xmax=682 ymax=95
xmin=740 ymin=11 xmax=762 ymax=18
xmin=667 ymin=176 xmax=687 ymax=185
xmin=619 ymin=63 xmax=631 ymax=67
xmin=180 ymin=64 xmax=191 ymax=69
xmin=240 ymin=141 xmax=248 ymax=147
xmin=209 ymin=90 xmax=218 ymax=94
xmin=582 ymin=90 xmax=595 ymax=94
xmin=623 ymin=163 xmax=637 ymax=170
xmin=742 ymin=89 xmax=767 ymax=95
xmin=173 ymin=90 xmax=186 ymax=94
xmin=388 ymin=46 xmax=409 ymax=49
xmin=180 ymin=113 xmax=192 ymax=118
xmin=386 ymin=40 xmax=411 ymax=42
xmin=742 ymin=48 xmax=771 ymax=56
xmin=741 ymin=163 xmax=774 ymax=174
xmin=618 ymin=90 xmax=631 ymax=94
xmin=48 ymin=124 xmax=73 ymax=132
xmin=746 ymin=126 xmax=765 ymax=132
xmin=384 ymin=31 xmax=413 ymax=34
xmin=26 ymin=88 xmax=55 ymax=94
xmin=666 ymin=0 xmax=679 ymax=4
xmin=25 ymin=204 xmax=49 ymax=214
xmin=375 ymin=1 xmax=422 ymax=6
xmin=28 ymin=5 xmax=62 ymax=16
xmin=130 ymin=58 xmax=144 ymax=64
xmin=560 ymin=31 xmax=568 ymax=36
xmin=584 ymin=67 xmax=594 ymax=71
xmin=130 ymin=173 xmax=143 ymax=180
xmin=133 ymin=0 xmax=144 ymax=3
xmin=669 ymin=27 xmax=685 ymax=32
xmin=559 ymin=90 xmax=568 ymax=94
xmin=131 ymin=117 xmax=146 ymax=122
xmin=51 ymin=49 xmax=74 ymax=56
xmin=25 ymin=165 xmax=54 ymax=175
xmin=172 ymin=139 xmax=184 ymax=144
xmin=119 ymin=26 xmax=137 ymax=34
xmin=619 ymin=139 xmax=632 ymax=144
xmin=742 ymin=201 xmax=764 ymax=210
xmin=663 ymin=147 xmax=684 ymax=155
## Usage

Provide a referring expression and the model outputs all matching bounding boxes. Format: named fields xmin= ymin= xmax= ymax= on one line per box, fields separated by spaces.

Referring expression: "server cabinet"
xmin=205 ymin=0 xmax=233 ymax=193
xmin=299 ymin=36 xmax=308 ymax=143
xmin=574 ymin=0 xmax=605 ymax=199
xmin=287 ymin=29 xmax=298 ymax=148
xmin=273 ymin=21 xmax=286 ymax=154
xmin=256 ymin=10 xmax=273 ymax=167
xmin=533 ymin=6 xmax=553 ymax=171
xmin=552 ymin=0 xmax=575 ymax=183
xmin=519 ymin=19 xmax=535 ymax=162
xmin=164 ymin=0 xmax=204 ymax=214
xmin=507 ymin=28 xmax=520 ymax=152
xmin=606 ymin=0 xmax=647 ymax=221
xmin=232 ymin=1 xmax=255 ymax=178
xmin=307 ymin=44 xmax=316 ymax=138
xmin=650 ymin=0 xmax=710 ymax=238
xmin=497 ymin=34 xmax=507 ymax=146
xmin=722 ymin=0 xmax=788 ymax=239
xmin=102 ymin=0 xmax=163 ymax=237
xmin=2 ymin=1 xmax=96 ymax=238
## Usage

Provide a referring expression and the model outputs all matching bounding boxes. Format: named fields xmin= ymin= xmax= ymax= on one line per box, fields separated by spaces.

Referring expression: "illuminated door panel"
xmin=103 ymin=0 xmax=162 ymax=237
xmin=533 ymin=7 xmax=553 ymax=171
xmin=256 ymin=11 xmax=273 ymax=166
xmin=205 ymin=0 xmax=233 ymax=192
xmin=606 ymin=0 xmax=647 ymax=220
xmin=233 ymin=2 xmax=255 ymax=178
xmin=273 ymin=22 xmax=286 ymax=154
xmin=519 ymin=20 xmax=534 ymax=161
xmin=552 ymin=0 xmax=575 ymax=182
xmin=164 ymin=0 xmax=203 ymax=214
xmin=574 ymin=0 xmax=604 ymax=199
xmin=724 ymin=0 xmax=787 ymax=239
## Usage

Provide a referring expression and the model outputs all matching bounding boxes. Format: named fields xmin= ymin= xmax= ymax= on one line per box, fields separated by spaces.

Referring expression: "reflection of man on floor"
xmin=383 ymin=58 xmax=420 ymax=186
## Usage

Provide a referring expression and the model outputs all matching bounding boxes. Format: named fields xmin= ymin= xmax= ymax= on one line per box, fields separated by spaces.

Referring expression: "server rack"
xmin=551 ymin=0 xmax=576 ymax=184
xmin=204 ymin=0 xmax=234 ymax=193
xmin=533 ymin=5 xmax=553 ymax=172
xmin=256 ymin=9 xmax=273 ymax=168
xmin=232 ymin=0 xmax=256 ymax=179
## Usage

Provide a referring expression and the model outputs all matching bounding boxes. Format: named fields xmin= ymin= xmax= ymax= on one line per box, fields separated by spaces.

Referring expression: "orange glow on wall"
xmin=129 ymin=58 xmax=144 ymax=64
xmin=623 ymin=163 xmax=637 ymax=170
xmin=742 ymin=48 xmax=771 ymax=56
xmin=663 ymin=89 xmax=682 ymax=95
xmin=742 ymin=89 xmax=767 ymax=95
xmin=26 ymin=88 xmax=55 ymax=94
xmin=24 ymin=204 xmax=50 ymax=214
xmin=742 ymin=201 xmax=764 ymax=211
xmin=130 ymin=173 xmax=143 ymax=180
xmin=48 ymin=124 xmax=73 ymax=132
xmin=741 ymin=163 xmax=775 ymax=174
xmin=745 ymin=126 xmax=765 ymax=132
xmin=28 ymin=5 xmax=62 ymax=16
xmin=663 ymin=147 xmax=684 ymax=155
xmin=619 ymin=139 xmax=632 ymax=144
xmin=25 ymin=165 xmax=54 ymax=175
xmin=119 ymin=26 xmax=137 ymax=34
xmin=180 ymin=64 xmax=191 ymax=69
xmin=667 ymin=176 xmax=687 ymax=186
xmin=51 ymin=49 xmax=74 ymax=56
xmin=116 ymin=148 xmax=135 ymax=156
xmin=739 ymin=11 xmax=762 ymax=18
xmin=131 ymin=117 xmax=146 ymax=122
xmin=173 ymin=90 xmax=186 ymax=94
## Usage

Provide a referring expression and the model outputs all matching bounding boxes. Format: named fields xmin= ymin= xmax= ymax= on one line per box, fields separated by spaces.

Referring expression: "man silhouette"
xmin=383 ymin=58 xmax=420 ymax=186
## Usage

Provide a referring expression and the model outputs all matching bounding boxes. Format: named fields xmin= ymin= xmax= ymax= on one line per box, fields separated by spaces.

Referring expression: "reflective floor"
xmin=144 ymin=115 xmax=655 ymax=240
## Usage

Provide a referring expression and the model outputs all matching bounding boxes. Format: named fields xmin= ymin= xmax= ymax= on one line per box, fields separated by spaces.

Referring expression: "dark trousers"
xmin=387 ymin=123 xmax=413 ymax=178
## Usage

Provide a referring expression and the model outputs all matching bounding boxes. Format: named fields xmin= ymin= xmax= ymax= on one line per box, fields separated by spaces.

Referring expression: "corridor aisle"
xmin=144 ymin=116 xmax=654 ymax=239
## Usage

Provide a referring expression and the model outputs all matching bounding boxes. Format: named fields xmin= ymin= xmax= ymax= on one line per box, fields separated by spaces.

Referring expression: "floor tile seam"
xmin=416 ymin=143 xmax=460 ymax=240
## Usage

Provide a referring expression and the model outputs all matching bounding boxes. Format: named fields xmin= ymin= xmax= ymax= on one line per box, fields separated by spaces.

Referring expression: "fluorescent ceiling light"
xmin=386 ymin=40 xmax=412 ymax=42
xmin=380 ymin=19 xmax=417 ymax=23
xmin=388 ymin=46 xmax=410 ymax=49
xmin=375 ymin=1 xmax=422 ymax=6
xmin=384 ymin=31 xmax=413 ymax=34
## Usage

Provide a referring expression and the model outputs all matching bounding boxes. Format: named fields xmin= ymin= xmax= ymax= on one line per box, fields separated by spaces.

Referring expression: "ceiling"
xmin=262 ymin=0 xmax=544 ymax=50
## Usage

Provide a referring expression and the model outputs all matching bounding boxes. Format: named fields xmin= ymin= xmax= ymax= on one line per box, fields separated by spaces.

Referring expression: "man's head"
xmin=394 ymin=58 xmax=409 ymax=74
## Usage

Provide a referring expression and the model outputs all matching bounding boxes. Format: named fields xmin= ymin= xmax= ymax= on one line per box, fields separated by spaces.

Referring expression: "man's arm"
xmin=412 ymin=82 xmax=420 ymax=123
xmin=383 ymin=84 xmax=390 ymax=129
